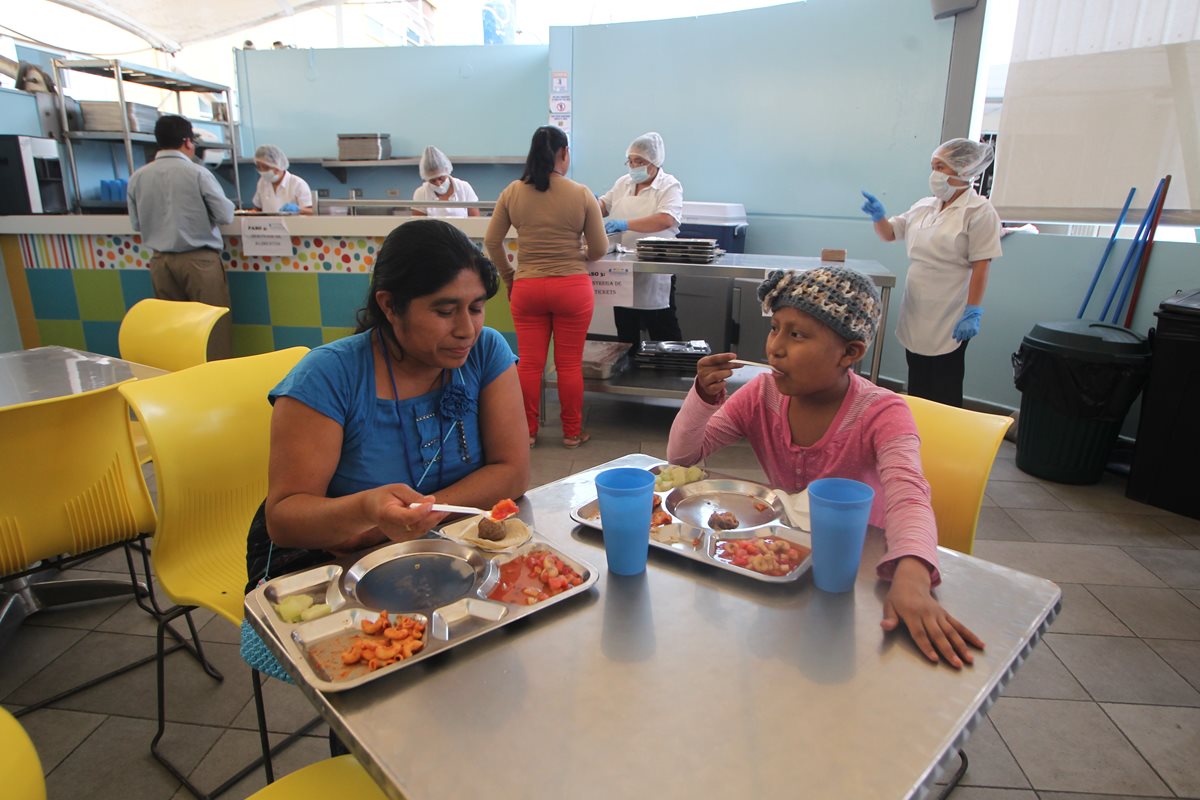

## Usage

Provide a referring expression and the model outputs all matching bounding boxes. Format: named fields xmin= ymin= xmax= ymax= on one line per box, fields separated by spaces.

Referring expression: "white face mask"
xmin=257 ymin=169 xmax=275 ymax=179
xmin=929 ymin=170 xmax=968 ymax=201
xmin=432 ymin=178 xmax=452 ymax=195
xmin=629 ymin=165 xmax=651 ymax=184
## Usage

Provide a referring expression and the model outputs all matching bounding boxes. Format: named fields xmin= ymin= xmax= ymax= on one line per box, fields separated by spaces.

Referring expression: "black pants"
xmin=614 ymin=306 xmax=682 ymax=344
xmin=906 ymin=342 xmax=968 ymax=407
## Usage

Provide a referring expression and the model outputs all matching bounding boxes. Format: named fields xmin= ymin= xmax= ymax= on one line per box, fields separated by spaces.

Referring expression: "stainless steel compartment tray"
xmin=570 ymin=477 xmax=811 ymax=583
xmin=247 ymin=534 xmax=597 ymax=692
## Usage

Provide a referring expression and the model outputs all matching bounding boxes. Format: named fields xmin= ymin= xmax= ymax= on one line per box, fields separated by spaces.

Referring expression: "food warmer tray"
xmin=246 ymin=532 xmax=598 ymax=693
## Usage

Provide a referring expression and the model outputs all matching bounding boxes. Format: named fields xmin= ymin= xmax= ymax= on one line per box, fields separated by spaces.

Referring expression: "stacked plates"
xmin=79 ymin=101 xmax=159 ymax=132
xmin=636 ymin=237 xmax=724 ymax=264
xmin=632 ymin=340 xmax=712 ymax=370
xmin=337 ymin=134 xmax=392 ymax=160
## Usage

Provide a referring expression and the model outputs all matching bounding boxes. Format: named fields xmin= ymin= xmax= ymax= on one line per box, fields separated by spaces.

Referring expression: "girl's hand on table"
xmin=361 ymin=484 xmax=448 ymax=542
xmin=882 ymin=556 xmax=985 ymax=669
xmin=695 ymin=353 xmax=739 ymax=404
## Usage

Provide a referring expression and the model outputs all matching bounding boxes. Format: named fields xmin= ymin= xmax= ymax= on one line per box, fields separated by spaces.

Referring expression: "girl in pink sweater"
xmin=667 ymin=266 xmax=983 ymax=668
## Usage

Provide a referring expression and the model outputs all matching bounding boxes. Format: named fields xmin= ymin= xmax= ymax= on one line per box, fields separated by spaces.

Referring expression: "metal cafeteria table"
xmin=247 ymin=454 xmax=1061 ymax=800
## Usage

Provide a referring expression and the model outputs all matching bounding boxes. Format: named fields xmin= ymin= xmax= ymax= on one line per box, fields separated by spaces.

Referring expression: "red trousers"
xmin=510 ymin=274 xmax=594 ymax=438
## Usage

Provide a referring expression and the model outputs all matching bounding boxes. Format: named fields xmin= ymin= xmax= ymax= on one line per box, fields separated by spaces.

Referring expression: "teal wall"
xmin=235 ymin=45 xmax=549 ymax=158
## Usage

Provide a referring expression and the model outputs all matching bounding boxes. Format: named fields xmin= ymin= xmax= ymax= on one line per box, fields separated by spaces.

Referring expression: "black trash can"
xmin=1127 ymin=289 xmax=1200 ymax=518
xmin=1012 ymin=321 xmax=1151 ymax=484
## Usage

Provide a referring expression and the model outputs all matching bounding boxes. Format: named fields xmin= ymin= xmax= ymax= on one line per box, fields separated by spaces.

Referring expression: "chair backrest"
xmin=902 ymin=395 xmax=1013 ymax=554
xmin=0 ymin=708 xmax=46 ymax=800
xmin=119 ymin=298 xmax=230 ymax=372
xmin=118 ymin=348 xmax=307 ymax=623
xmin=0 ymin=383 xmax=155 ymax=577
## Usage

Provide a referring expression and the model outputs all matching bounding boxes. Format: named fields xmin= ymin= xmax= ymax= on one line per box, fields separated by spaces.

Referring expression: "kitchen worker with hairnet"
xmin=598 ymin=132 xmax=684 ymax=344
xmin=861 ymin=138 xmax=1001 ymax=407
xmin=412 ymin=146 xmax=479 ymax=217
xmin=252 ymin=144 xmax=313 ymax=214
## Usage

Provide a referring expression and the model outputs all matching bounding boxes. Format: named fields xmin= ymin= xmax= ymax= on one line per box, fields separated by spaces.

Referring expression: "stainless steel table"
xmin=0 ymin=345 xmax=164 ymax=408
xmin=247 ymin=454 xmax=1060 ymax=800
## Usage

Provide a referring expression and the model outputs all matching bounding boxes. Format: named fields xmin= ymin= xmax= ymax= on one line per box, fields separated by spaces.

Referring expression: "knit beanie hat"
xmin=757 ymin=267 xmax=881 ymax=343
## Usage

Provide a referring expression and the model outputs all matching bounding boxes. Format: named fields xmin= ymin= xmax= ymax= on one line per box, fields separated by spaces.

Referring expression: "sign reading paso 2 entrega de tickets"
xmin=240 ymin=217 xmax=293 ymax=257
xmin=588 ymin=263 xmax=632 ymax=308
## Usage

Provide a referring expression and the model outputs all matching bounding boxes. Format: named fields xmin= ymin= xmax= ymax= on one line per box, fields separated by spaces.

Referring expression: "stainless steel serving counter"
xmin=246 ymin=454 xmax=1060 ymax=800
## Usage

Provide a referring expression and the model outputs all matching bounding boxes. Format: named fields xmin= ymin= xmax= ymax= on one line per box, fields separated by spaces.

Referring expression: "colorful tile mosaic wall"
xmin=13 ymin=233 xmax=519 ymax=358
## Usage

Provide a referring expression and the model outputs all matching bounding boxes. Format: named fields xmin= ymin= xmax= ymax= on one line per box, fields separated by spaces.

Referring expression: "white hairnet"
xmin=628 ymin=132 xmax=665 ymax=167
xmin=933 ymin=138 xmax=994 ymax=179
xmin=419 ymin=146 xmax=453 ymax=180
xmin=254 ymin=144 xmax=289 ymax=171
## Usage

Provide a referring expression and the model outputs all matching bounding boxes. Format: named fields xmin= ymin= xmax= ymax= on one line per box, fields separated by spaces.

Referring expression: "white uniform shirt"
xmin=599 ymin=170 xmax=683 ymax=309
xmin=890 ymin=188 xmax=1002 ymax=356
xmin=412 ymin=177 xmax=478 ymax=217
xmin=252 ymin=172 xmax=313 ymax=213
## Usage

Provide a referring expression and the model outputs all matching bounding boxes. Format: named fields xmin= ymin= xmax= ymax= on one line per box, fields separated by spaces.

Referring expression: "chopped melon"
xmin=274 ymin=594 xmax=314 ymax=623
xmin=299 ymin=603 xmax=331 ymax=621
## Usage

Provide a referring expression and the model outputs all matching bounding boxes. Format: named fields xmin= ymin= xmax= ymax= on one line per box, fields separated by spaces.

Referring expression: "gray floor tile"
xmin=1087 ymin=585 xmax=1200 ymax=640
xmin=1145 ymin=639 xmax=1200 ymax=692
xmin=1045 ymin=633 xmax=1200 ymax=706
xmin=1152 ymin=511 xmax=1200 ymax=539
xmin=14 ymin=707 xmax=106 ymax=774
xmin=529 ymin=457 xmax=575 ymax=488
xmin=21 ymin=583 xmax=131 ymax=632
xmin=1123 ymin=546 xmax=1200 ymax=589
xmin=44 ymin=714 xmax=222 ymax=800
xmin=197 ymin=614 xmax=243 ymax=645
xmin=7 ymin=633 xmax=253 ymax=727
xmin=987 ymin=698 xmax=1168 ymax=795
xmin=997 ymin=440 xmax=1017 ymax=459
xmin=565 ymin=439 xmax=647 ymax=471
xmin=1038 ymin=794 xmax=1176 ymax=800
xmin=1002 ymin=643 xmax=1088 ymax=700
xmin=982 ymin=493 xmax=996 ymax=507
xmin=985 ymin=481 xmax=1069 ymax=511
xmin=1050 ymin=584 xmax=1132 ymax=636
xmin=95 ymin=597 xmax=216 ymax=638
xmin=639 ymin=440 xmax=668 ymax=460
xmin=1103 ymin=703 xmax=1200 ymax=798
xmin=1184 ymin=589 xmax=1200 ymax=610
xmin=946 ymin=716 xmax=1030 ymax=788
xmin=939 ymin=790 xmax=1036 ymax=800
xmin=229 ymin=675 xmax=323 ymax=735
xmin=974 ymin=507 xmax=1034 ymax=543
xmin=972 ymin=541 xmax=1166 ymax=587
xmin=173 ymin=726 xmax=329 ymax=800
xmin=71 ymin=545 xmax=140 ymax=574
xmin=1004 ymin=509 xmax=1187 ymax=548
xmin=986 ymin=457 xmax=1042 ymax=483
xmin=0 ymin=625 xmax=87 ymax=701
xmin=1039 ymin=474 xmax=1173 ymax=515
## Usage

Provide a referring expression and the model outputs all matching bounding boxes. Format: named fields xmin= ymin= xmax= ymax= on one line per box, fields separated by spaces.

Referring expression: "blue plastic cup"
xmin=595 ymin=468 xmax=656 ymax=575
xmin=807 ymin=478 xmax=875 ymax=593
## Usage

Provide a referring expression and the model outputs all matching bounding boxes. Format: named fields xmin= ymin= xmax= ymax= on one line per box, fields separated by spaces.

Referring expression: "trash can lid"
xmin=1023 ymin=320 xmax=1150 ymax=363
xmin=1157 ymin=288 xmax=1200 ymax=319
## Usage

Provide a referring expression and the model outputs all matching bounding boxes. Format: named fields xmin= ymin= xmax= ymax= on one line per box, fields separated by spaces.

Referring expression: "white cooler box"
xmin=678 ymin=201 xmax=748 ymax=253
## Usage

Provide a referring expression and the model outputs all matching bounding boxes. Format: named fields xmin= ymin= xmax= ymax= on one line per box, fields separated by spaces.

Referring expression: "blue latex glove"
xmin=953 ymin=305 xmax=984 ymax=342
xmin=605 ymin=219 xmax=628 ymax=235
xmin=280 ymin=203 xmax=300 ymax=213
xmin=860 ymin=190 xmax=886 ymax=222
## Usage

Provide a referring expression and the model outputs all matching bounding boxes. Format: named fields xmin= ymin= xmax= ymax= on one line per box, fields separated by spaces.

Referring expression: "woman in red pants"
xmin=485 ymin=126 xmax=608 ymax=449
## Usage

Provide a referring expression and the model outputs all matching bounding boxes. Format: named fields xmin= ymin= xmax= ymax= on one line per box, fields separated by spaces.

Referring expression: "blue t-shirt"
xmin=269 ymin=327 xmax=516 ymax=497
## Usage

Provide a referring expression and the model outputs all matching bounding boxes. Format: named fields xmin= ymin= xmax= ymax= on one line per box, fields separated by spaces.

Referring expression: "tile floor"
xmin=3 ymin=395 xmax=1200 ymax=800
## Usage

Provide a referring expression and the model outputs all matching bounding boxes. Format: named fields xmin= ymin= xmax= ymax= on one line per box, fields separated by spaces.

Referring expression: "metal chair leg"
xmin=252 ymin=670 xmax=276 ymax=784
xmin=936 ymin=749 xmax=969 ymax=799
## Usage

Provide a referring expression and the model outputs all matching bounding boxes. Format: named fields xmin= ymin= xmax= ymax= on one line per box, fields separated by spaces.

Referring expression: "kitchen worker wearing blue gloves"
xmin=598 ymin=132 xmax=685 ymax=344
xmin=861 ymin=138 xmax=1001 ymax=407
xmin=252 ymin=144 xmax=313 ymax=215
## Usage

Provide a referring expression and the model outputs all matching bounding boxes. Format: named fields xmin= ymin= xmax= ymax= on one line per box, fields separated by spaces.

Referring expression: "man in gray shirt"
xmin=127 ymin=115 xmax=235 ymax=359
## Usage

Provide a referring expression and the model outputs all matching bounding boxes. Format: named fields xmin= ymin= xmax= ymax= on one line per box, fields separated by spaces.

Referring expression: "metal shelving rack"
xmin=51 ymin=58 xmax=241 ymax=210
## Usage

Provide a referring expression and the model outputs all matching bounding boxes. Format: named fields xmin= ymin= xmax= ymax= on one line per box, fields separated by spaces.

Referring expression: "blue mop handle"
xmin=1112 ymin=178 xmax=1168 ymax=324
xmin=1077 ymin=187 xmax=1135 ymax=319
xmin=1098 ymin=179 xmax=1163 ymax=322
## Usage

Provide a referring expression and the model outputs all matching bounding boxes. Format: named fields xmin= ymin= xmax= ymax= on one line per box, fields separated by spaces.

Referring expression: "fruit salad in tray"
xmin=570 ymin=465 xmax=812 ymax=584
xmin=247 ymin=525 xmax=597 ymax=692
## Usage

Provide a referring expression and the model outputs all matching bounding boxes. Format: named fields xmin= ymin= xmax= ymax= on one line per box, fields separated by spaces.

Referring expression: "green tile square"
xmin=37 ymin=319 xmax=86 ymax=349
xmin=232 ymin=324 xmax=276 ymax=357
xmin=73 ymin=269 xmax=126 ymax=322
xmin=266 ymin=273 xmax=320 ymax=327
xmin=322 ymin=326 xmax=356 ymax=344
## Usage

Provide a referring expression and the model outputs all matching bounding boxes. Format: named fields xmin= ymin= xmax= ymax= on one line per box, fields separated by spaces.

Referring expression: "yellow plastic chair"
xmin=118 ymin=298 xmax=230 ymax=372
xmin=0 ymin=707 xmax=45 ymax=800
xmin=119 ymin=347 xmax=309 ymax=797
xmin=2 ymin=706 xmax=385 ymax=800
xmin=903 ymin=395 xmax=1014 ymax=555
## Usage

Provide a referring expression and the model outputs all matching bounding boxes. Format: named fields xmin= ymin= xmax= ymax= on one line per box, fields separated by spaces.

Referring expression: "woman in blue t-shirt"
xmin=245 ymin=219 xmax=529 ymax=587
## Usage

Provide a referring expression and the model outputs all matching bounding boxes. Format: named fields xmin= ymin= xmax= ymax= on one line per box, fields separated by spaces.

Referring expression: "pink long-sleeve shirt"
xmin=667 ymin=371 xmax=940 ymax=584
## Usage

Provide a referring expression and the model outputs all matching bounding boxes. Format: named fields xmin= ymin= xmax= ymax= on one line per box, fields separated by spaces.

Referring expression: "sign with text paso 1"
xmin=589 ymin=262 xmax=632 ymax=308
xmin=241 ymin=217 xmax=293 ymax=257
